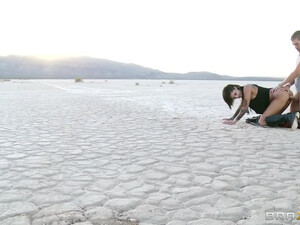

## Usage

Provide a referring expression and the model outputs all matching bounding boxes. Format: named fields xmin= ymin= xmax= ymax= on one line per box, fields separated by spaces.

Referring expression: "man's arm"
xmin=278 ymin=63 xmax=300 ymax=88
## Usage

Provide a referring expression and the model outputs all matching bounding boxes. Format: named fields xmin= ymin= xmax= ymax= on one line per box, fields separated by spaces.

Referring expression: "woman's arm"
xmin=222 ymin=100 xmax=243 ymax=123
xmin=234 ymin=100 xmax=249 ymax=122
xmin=230 ymin=101 xmax=243 ymax=120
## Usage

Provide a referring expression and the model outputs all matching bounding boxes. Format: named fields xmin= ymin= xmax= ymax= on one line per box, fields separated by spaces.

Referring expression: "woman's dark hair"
xmin=222 ymin=84 xmax=243 ymax=109
xmin=291 ymin=31 xmax=300 ymax=41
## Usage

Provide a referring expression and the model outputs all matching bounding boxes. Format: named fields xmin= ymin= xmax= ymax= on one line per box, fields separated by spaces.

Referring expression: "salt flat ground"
xmin=0 ymin=79 xmax=299 ymax=225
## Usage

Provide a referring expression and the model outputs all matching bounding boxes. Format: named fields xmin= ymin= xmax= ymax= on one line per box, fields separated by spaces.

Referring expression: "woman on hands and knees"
xmin=222 ymin=84 xmax=297 ymax=128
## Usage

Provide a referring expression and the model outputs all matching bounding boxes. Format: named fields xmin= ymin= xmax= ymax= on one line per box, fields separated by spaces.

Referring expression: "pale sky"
xmin=0 ymin=0 xmax=299 ymax=77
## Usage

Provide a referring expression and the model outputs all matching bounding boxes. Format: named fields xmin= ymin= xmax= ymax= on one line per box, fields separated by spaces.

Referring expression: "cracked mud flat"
xmin=0 ymin=79 xmax=299 ymax=225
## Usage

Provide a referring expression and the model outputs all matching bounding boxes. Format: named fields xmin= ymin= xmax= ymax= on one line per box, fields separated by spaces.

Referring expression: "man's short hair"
xmin=291 ymin=31 xmax=300 ymax=41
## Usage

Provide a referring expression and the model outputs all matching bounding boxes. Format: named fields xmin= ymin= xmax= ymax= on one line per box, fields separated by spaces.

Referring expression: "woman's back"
xmin=248 ymin=84 xmax=271 ymax=114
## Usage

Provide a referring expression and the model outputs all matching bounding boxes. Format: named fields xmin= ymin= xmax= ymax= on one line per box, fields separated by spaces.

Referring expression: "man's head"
xmin=291 ymin=31 xmax=300 ymax=53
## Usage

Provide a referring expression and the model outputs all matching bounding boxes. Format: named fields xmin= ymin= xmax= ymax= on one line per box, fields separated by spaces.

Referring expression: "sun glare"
xmin=0 ymin=0 xmax=300 ymax=76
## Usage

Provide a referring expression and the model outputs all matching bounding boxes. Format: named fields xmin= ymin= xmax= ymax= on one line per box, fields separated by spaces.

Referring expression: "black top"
xmin=243 ymin=84 xmax=271 ymax=114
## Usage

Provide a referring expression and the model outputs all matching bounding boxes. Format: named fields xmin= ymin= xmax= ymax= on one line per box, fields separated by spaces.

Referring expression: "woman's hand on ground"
xmin=222 ymin=119 xmax=236 ymax=125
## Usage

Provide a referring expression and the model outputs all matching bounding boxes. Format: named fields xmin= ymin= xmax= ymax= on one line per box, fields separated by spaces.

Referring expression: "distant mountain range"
xmin=0 ymin=55 xmax=282 ymax=81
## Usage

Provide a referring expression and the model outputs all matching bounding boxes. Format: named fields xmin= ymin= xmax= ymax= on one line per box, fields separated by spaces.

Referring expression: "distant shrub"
xmin=169 ymin=80 xmax=175 ymax=84
xmin=75 ymin=77 xmax=83 ymax=83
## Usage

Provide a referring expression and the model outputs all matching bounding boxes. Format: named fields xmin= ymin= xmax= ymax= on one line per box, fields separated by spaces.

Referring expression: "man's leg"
xmin=290 ymin=92 xmax=300 ymax=112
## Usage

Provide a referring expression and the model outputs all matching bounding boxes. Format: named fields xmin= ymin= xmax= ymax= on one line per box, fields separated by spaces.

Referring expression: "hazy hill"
xmin=0 ymin=55 xmax=282 ymax=81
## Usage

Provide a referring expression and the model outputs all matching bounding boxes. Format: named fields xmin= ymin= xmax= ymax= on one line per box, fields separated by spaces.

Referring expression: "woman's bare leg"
xmin=258 ymin=90 xmax=290 ymax=126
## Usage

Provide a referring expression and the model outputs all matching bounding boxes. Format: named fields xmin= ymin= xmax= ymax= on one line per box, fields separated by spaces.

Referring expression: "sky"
xmin=0 ymin=0 xmax=299 ymax=77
